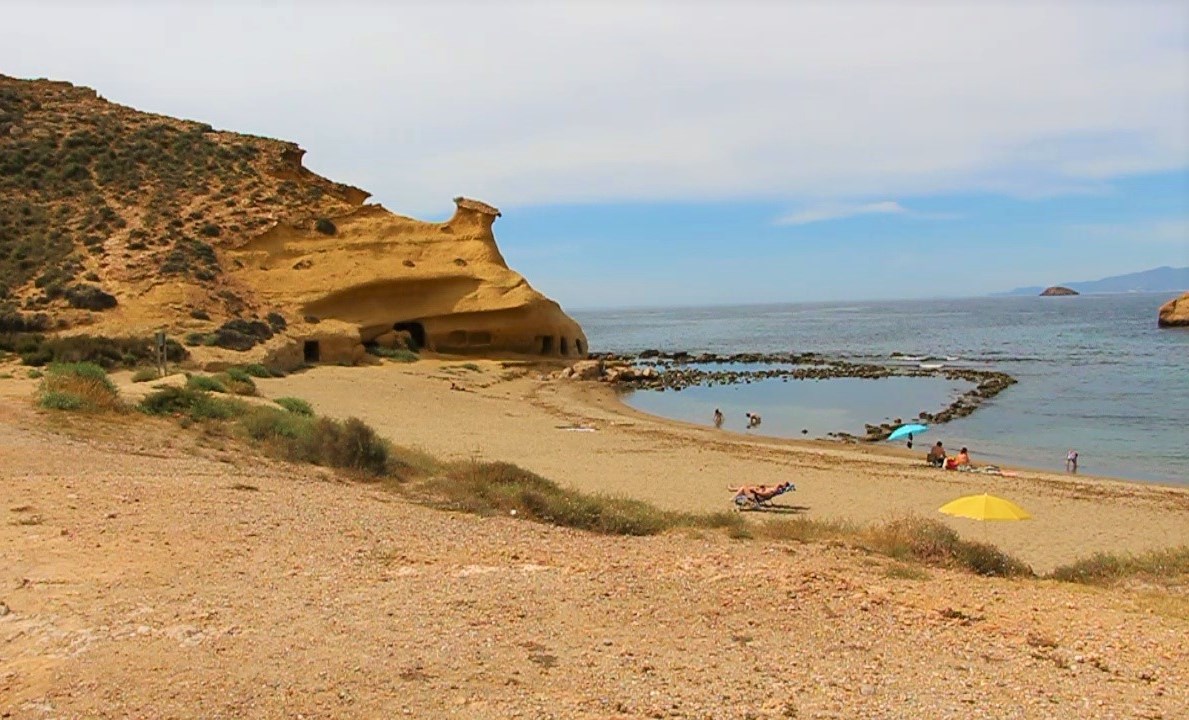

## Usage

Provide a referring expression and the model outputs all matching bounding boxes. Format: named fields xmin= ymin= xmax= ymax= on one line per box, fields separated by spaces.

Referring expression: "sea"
xmin=572 ymin=293 xmax=1189 ymax=485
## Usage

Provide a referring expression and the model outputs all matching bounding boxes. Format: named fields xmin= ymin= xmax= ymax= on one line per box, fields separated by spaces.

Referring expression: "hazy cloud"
xmin=775 ymin=201 xmax=907 ymax=226
xmin=1 ymin=1 xmax=1185 ymax=215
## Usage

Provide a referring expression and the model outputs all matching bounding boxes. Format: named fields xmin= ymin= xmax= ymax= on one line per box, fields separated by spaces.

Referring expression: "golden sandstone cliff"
xmin=0 ymin=74 xmax=586 ymax=366
xmin=1157 ymin=291 xmax=1189 ymax=328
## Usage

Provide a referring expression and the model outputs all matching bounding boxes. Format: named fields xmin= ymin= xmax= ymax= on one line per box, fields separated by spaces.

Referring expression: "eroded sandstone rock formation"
xmin=0 ymin=74 xmax=585 ymax=367
xmin=239 ymin=198 xmax=588 ymax=366
xmin=1157 ymin=292 xmax=1189 ymax=328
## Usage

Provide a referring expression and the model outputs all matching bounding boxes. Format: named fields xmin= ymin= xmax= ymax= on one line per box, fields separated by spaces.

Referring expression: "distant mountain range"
xmin=996 ymin=266 xmax=1189 ymax=296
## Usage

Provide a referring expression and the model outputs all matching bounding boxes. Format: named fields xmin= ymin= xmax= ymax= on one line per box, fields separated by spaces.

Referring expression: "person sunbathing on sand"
xmin=729 ymin=482 xmax=793 ymax=502
xmin=945 ymin=447 xmax=972 ymax=470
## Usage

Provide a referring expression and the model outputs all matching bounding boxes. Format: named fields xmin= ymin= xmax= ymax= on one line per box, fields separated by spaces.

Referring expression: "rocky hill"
xmin=999 ymin=266 xmax=1189 ymax=296
xmin=0 ymin=74 xmax=585 ymax=366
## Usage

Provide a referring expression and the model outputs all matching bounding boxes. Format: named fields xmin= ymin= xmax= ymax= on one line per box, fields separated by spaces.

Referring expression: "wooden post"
xmin=155 ymin=330 xmax=167 ymax=378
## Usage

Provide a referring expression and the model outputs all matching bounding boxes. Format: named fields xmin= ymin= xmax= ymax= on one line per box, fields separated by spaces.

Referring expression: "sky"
xmin=2 ymin=1 xmax=1187 ymax=309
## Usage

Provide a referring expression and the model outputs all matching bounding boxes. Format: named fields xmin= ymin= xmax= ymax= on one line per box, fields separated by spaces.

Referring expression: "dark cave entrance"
xmin=394 ymin=321 xmax=427 ymax=350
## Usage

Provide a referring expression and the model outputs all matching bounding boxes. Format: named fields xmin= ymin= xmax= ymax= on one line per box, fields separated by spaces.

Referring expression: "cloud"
xmin=0 ymin=2 xmax=1186 ymax=214
xmin=775 ymin=201 xmax=907 ymax=225
xmin=774 ymin=201 xmax=962 ymax=225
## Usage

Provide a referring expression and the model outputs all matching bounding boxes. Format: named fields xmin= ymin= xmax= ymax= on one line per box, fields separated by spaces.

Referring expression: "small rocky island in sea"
xmin=1039 ymin=286 xmax=1079 ymax=296
xmin=1158 ymin=291 xmax=1189 ymax=327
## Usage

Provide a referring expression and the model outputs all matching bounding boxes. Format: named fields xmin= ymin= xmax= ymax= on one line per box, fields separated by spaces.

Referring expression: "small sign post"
xmin=155 ymin=330 xmax=167 ymax=378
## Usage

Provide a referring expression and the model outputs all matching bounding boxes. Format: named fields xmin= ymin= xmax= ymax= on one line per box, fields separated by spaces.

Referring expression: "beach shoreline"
xmin=235 ymin=357 xmax=1188 ymax=574
xmin=3 ymin=356 xmax=1188 ymax=716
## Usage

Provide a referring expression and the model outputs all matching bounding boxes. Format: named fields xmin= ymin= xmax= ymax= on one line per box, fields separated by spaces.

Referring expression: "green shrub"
xmin=280 ymin=416 xmax=393 ymax=477
xmin=47 ymin=362 xmax=117 ymax=392
xmin=39 ymin=391 xmax=84 ymax=410
xmin=139 ymin=385 xmax=247 ymax=420
xmin=64 ymin=284 xmax=118 ymax=311
xmin=239 ymin=406 xmax=311 ymax=441
xmin=239 ymin=363 xmax=273 ymax=378
xmin=37 ymin=362 xmax=121 ymax=412
xmin=368 ymin=346 xmax=419 ymax=362
xmin=218 ymin=368 xmax=257 ymax=395
xmin=131 ymin=368 xmax=159 ymax=382
xmin=275 ymin=396 xmax=314 ymax=416
xmin=211 ymin=318 xmax=272 ymax=351
xmin=20 ymin=346 xmax=53 ymax=366
xmin=186 ymin=374 xmax=227 ymax=393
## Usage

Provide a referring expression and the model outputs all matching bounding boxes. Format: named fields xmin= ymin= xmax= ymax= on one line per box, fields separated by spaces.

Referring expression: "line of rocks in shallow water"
xmin=581 ymin=351 xmax=1017 ymax=442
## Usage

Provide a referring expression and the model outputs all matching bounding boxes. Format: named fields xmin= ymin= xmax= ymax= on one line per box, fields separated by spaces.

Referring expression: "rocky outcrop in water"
xmin=1157 ymin=292 xmax=1189 ymax=328
xmin=1040 ymin=286 xmax=1079 ymax=296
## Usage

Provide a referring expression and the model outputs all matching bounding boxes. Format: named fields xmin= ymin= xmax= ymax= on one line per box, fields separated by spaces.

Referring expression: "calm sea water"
xmin=572 ymin=294 xmax=1189 ymax=485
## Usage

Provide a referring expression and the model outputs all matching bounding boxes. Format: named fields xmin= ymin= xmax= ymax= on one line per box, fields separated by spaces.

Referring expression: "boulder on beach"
xmin=1157 ymin=291 xmax=1189 ymax=328
xmin=1039 ymin=286 xmax=1079 ymax=296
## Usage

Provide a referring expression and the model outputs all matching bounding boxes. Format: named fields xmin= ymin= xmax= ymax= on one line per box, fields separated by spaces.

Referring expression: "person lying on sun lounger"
xmin=729 ymin=482 xmax=794 ymax=503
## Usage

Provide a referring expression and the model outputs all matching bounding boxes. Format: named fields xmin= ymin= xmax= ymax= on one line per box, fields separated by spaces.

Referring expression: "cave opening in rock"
xmin=539 ymin=335 xmax=554 ymax=355
xmin=393 ymin=321 xmax=426 ymax=350
xmin=303 ymin=340 xmax=320 ymax=363
xmin=575 ymin=338 xmax=585 ymax=356
xmin=560 ymin=337 xmax=570 ymax=356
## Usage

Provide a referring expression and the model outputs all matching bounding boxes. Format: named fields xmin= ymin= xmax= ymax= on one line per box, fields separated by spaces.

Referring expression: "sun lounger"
xmin=732 ymin=482 xmax=796 ymax=511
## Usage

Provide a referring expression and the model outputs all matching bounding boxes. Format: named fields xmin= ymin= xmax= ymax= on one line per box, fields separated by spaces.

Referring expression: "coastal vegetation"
xmin=0 ymin=331 xmax=187 ymax=369
xmin=366 ymin=345 xmax=420 ymax=362
xmin=25 ymin=374 xmax=1184 ymax=588
xmin=1049 ymin=547 xmax=1189 ymax=587
xmin=36 ymin=361 xmax=122 ymax=412
xmin=423 ymin=460 xmax=741 ymax=537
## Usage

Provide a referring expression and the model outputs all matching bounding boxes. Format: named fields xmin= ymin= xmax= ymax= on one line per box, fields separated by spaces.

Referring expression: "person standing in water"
xmin=1066 ymin=449 xmax=1079 ymax=474
xmin=713 ymin=408 xmax=724 ymax=428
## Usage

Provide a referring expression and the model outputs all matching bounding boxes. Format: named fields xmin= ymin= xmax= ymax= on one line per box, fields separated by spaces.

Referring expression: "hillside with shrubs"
xmin=0 ymin=73 xmax=366 ymax=338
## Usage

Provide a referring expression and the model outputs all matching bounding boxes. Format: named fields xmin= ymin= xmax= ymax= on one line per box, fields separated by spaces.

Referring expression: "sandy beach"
xmin=3 ymin=358 xmax=1188 ymax=718
xmin=249 ymin=358 xmax=1189 ymax=574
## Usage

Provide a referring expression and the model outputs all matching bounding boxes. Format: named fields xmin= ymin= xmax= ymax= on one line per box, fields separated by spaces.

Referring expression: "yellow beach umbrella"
xmin=939 ymin=493 xmax=1031 ymax=521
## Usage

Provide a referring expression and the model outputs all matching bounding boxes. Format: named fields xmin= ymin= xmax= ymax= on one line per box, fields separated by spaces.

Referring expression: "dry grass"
xmin=749 ymin=513 xmax=1032 ymax=578
xmin=417 ymin=460 xmax=742 ymax=537
xmin=861 ymin=515 xmax=1033 ymax=577
xmin=37 ymin=362 xmax=124 ymax=413
xmin=1048 ymin=547 xmax=1189 ymax=588
xmin=755 ymin=516 xmax=858 ymax=544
